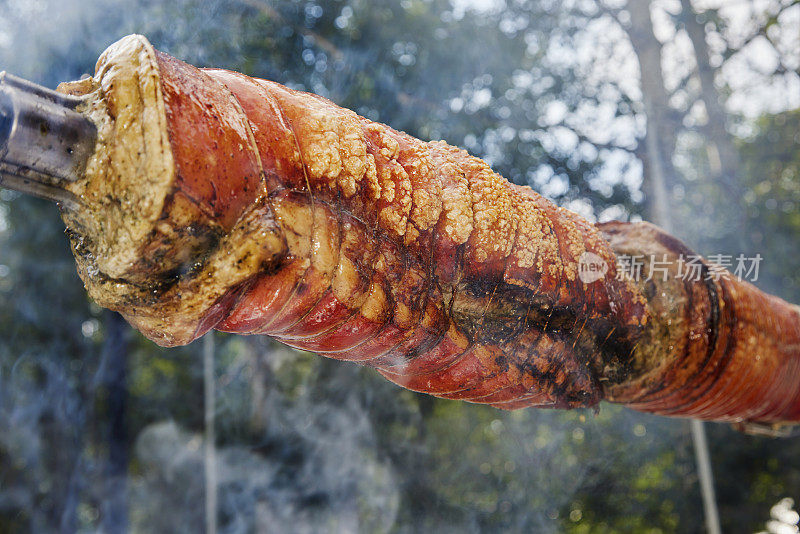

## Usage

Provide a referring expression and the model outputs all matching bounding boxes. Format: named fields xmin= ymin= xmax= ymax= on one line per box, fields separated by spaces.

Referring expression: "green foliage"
xmin=738 ymin=110 xmax=800 ymax=301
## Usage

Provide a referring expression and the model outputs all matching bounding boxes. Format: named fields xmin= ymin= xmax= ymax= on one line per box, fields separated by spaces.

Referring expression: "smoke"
xmin=131 ymin=341 xmax=401 ymax=533
xmin=132 ymin=417 xmax=398 ymax=533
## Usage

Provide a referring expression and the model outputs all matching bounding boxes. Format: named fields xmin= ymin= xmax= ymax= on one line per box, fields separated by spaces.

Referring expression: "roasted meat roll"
xmin=49 ymin=35 xmax=799 ymax=423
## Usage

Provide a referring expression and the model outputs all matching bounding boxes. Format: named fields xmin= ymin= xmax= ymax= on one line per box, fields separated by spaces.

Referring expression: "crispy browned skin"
xmin=199 ymin=60 xmax=648 ymax=410
xmin=58 ymin=36 xmax=800 ymax=423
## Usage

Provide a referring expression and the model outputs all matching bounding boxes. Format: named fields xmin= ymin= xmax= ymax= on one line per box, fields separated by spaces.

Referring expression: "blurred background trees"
xmin=0 ymin=0 xmax=797 ymax=532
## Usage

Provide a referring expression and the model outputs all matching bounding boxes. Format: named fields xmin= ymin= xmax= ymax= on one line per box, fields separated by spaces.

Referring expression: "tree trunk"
xmin=621 ymin=7 xmax=723 ymax=530
xmin=625 ymin=0 xmax=679 ymax=231
xmin=679 ymin=0 xmax=744 ymax=199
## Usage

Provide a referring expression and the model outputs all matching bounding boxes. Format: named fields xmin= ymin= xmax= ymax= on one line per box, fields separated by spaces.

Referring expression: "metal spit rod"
xmin=0 ymin=72 xmax=97 ymax=210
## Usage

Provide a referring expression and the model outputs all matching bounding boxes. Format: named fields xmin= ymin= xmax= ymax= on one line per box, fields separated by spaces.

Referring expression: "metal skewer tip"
xmin=0 ymin=71 xmax=97 ymax=210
